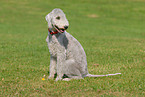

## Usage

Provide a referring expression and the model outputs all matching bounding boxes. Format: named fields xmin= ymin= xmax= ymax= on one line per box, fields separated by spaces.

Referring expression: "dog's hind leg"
xmin=63 ymin=59 xmax=82 ymax=77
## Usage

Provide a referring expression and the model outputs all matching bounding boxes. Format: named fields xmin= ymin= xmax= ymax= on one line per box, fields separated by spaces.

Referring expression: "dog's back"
xmin=64 ymin=32 xmax=88 ymax=77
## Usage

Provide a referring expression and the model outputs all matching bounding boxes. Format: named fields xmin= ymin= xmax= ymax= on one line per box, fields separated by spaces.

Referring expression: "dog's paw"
xmin=47 ymin=75 xmax=54 ymax=80
xmin=63 ymin=78 xmax=71 ymax=81
xmin=55 ymin=77 xmax=62 ymax=81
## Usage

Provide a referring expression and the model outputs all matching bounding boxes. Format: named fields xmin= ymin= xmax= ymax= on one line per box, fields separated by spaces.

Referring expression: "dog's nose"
xmin=64 ymin=26 xmax=68 ymax=30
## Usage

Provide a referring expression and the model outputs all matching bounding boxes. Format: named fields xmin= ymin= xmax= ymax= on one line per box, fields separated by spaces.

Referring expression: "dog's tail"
xmin=85 ymin=73 xmax=121 ymax=77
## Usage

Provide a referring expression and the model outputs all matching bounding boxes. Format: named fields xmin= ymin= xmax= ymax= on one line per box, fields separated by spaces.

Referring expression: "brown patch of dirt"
xmin=87 ymin=14 xmax=99 ymax=18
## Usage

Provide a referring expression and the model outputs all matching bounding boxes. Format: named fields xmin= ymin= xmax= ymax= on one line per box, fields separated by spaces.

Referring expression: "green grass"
xmin=0 ymin=0 xmax=145 ymax=96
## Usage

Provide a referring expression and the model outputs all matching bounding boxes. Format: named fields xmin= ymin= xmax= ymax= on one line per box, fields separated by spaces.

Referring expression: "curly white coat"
xmin=45 ymin=8 xmax=121 ymax=81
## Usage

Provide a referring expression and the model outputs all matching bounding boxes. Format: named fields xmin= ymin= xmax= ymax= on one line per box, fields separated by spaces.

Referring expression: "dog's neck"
xmin=48 ymin=28 xmax=59 ymax=35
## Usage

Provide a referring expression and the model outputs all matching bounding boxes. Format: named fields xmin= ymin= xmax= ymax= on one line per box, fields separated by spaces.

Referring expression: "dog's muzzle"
xmin=53 ymin=24 xmax=68 ymax=33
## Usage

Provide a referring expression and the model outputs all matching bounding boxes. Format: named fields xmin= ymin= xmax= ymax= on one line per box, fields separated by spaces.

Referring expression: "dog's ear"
xmin=45 ymin=13 xmax=50 ymax=22
xmin=45 ymin=12 xmax=53 ymax=28
xmin=46 ymin=36 xmax=49 ymax=42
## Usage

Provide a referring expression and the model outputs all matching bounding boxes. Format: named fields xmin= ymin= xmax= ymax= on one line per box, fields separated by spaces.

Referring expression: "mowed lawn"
xmin=0 ymin=0 xmax=145 ymax=96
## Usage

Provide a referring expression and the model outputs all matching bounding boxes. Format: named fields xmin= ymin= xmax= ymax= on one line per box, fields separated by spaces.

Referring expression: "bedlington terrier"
xmin=45 ymin=8 xmax=121 ymax=81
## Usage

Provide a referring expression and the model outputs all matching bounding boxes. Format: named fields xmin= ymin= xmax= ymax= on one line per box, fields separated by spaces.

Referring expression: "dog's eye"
xmin=56 ymin=16 xmax=60 ymax=20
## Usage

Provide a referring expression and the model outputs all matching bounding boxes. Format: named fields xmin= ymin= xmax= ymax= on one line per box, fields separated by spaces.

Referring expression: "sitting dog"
xmin=45 ymin=8 xmax=121 ymax=81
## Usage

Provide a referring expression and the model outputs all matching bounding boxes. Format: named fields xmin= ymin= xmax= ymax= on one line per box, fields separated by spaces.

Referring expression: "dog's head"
xmin=45 ymin=8 xmax=69 ymax=33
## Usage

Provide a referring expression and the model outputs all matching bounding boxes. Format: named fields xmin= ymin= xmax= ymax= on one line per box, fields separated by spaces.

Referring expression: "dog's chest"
xmin=47 ymin=35 xmax=61 ymax=56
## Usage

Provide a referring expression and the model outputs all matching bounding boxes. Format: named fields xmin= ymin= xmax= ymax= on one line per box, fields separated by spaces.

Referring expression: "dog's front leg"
xmin=48 ymin=55 xmax=57 ymax=79
xmin=55 ymin=50 xmax=66 ymax=81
